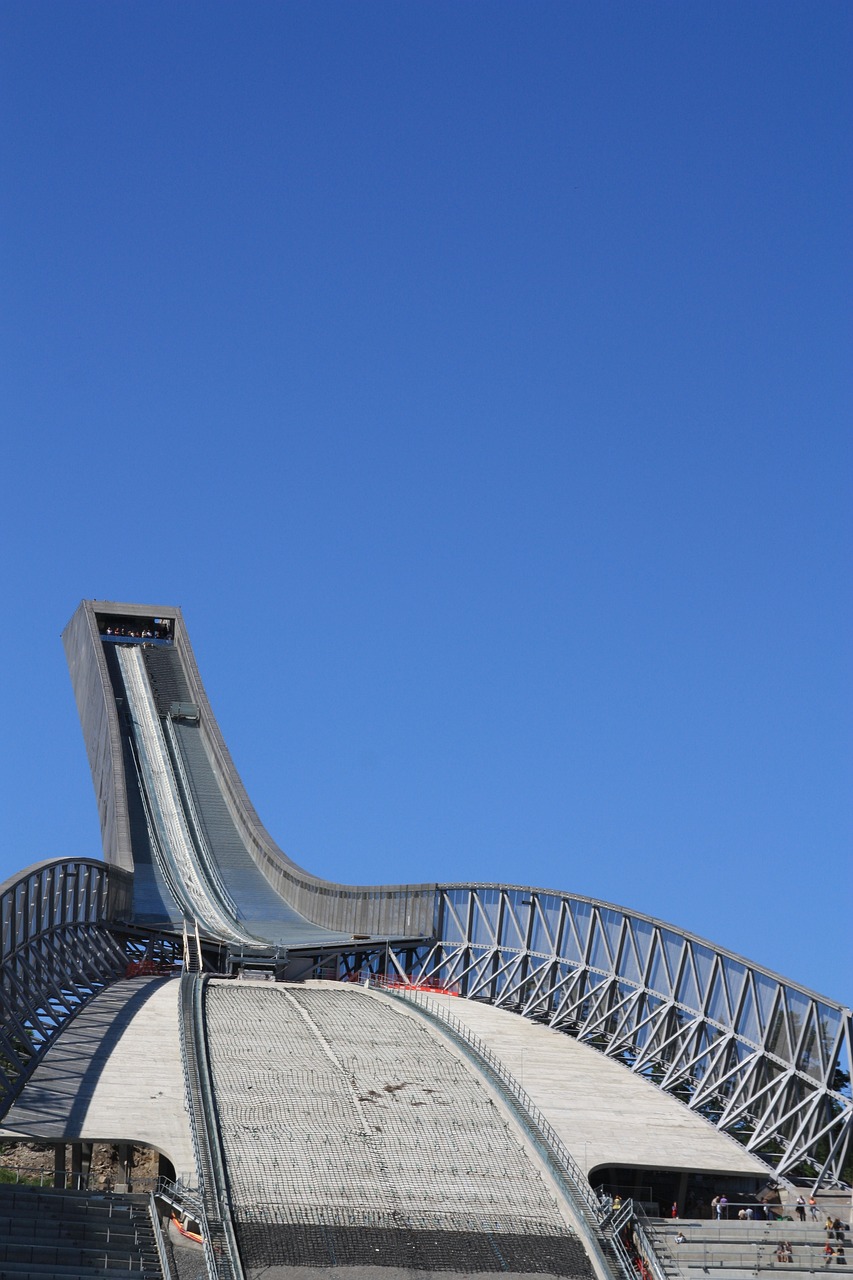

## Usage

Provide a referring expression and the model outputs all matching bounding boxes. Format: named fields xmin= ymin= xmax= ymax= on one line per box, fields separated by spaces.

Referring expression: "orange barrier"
xmin=125 ymin=959 xmax=176 ymax=979
xmin=171 ymin=1213 xmax=203 ymax=1244
xmin=378 ymin=975 xmax=459 ymax=996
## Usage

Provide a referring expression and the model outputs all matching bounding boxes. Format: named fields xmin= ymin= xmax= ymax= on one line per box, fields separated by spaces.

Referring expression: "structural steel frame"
xmin=402 ymin=884 xmax=851 ymax=1186
xmin=2 ymin=861 xmax=851 ymax=1188
xmin=0 ymin=857 xmax=178 ymax=1123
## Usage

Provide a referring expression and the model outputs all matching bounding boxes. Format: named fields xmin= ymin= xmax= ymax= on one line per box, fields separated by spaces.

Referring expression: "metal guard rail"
xmin=178 ymin=970 xmax=244 ymax=1280
xmin=611 ymin=1199 xmax=669 ymax=1280
xmin=149 ymin=1190 xmax=174 ymax=1280
xmin=370 ymin=978 xmax=633 ymax=1280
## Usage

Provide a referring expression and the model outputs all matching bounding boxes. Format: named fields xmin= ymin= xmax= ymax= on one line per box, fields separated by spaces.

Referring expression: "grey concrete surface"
xmin=423 ymin=993 xmax=771 ymax=1180
xmin=0 ymin=976 xmax=195 ymax=1178
xmin=205 ymin=981 xmax=574 ymax=1235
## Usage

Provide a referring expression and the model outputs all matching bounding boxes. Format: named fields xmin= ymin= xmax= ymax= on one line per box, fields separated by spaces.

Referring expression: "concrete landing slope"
xmin=0 ymin=977 xmax=195 ymax=1179
xmin=204 ymin=980 xmax=595 ymax=1280
xmin=425 ymin=995 xmax=770 ymax=1181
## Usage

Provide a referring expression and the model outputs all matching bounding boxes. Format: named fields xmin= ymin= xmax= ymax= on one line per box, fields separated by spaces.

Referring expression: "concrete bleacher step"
xmin=0 ymin=1188 xmax=163 ymax=1280
xmin=0 ymin=1223 xmax=155 ymax=1250
xmin=0 ymin=1264 xmax=158 ymax=1280
xmin=648 ymin=1218 xmax=852 ymax=1278
xmin=0 ymin=1245 xmax=159 ymax=1270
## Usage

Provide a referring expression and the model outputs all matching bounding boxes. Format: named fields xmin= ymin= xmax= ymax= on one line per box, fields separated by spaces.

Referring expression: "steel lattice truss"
xmin=410 ymin=884 xmax=852 ymax=1186
xmin=0 ymin=857 xmax=173 ymax=1122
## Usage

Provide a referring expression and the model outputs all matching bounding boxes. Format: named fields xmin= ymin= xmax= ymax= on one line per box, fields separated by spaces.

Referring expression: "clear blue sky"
xmin=1 ymin=2 xmax=850 ymax=1005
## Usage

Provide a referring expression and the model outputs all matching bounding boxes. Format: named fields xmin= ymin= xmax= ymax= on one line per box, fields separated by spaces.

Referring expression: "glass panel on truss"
xmin=815 ymin=1003 xmax=842 ymax=1079
xmin=538 ymin=894 xmax=563 ymax=952
xmin=691 ymin=942 xmax=715 ymax=996
xmin=796 ymin=1006 xmax=823 ymax=1080
xmin=721 ymin=956 xmax=747 ymax=1024
xmin=766 ymin=997 xmax=793 ymax=1060
xmin=785 ymin=987 xmax=812 ymax=1053
xmin=565 ymin=899 xmax=592 ymax=963
xmin=661 ymin=930 xmax=686 ymax=992
xmin=829 ymin=1019 xmax=851 ymax=1099
xmin=529 ymin=909 xmax=553 ymax=958
xmin=646 ymin=935 xmax=671 ymax=997
xmin=470 ymin=891 xmax=499 ymax=947
xmin=440 ymin=891 xmax=467 ymax=945
xmin=736 ymin=976 xmax=761 ymax=1045
xmin=600 ymin=908 xmax=624 ymax=967
xmin=619 ymin=921 xmax=643 ymax=985
xmin=501 ymin=890 xmax=528 ymax=949
xmin=676 ymin=951 xmax=701 ymax=1012
xmin=588 ymin=914 xmax=613 ymax=972
xmin=631 ymin=916 xmax=654 ymax=979
xmin=753 ymin=970 xmax=778 ymax=1038
xmin=706 ymin=967 xmax=731 ymax=1025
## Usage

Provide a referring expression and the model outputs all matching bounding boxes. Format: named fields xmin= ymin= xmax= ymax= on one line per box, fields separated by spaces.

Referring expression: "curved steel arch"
xmin=411 ymin=883 xmax=852 ymax=1185
xmin=0 ymin=857 xmax=136 ymax=1120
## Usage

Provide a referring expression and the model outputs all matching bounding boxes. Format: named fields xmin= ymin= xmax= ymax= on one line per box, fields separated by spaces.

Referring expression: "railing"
xmin=149 ymin=1190 xmax=174 ymax=1280
xmin=657 ymin=1239 xmax=853 ymax=1274
xmin=0 ymin=1168 xmax=197 ymax=1198
xmin=178 ymin=970 xmax=244 ymax=1280
xmin=182 ymin=920 xmax=204 ymax=974
xmin=611 ymin=1199 xmax=671 ymax=1280
xmin=369 ymin=976 xmax=633 ymax=1280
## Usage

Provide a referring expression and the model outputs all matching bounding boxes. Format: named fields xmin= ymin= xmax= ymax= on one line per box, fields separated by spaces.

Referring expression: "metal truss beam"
xmin=414 ymin=885 xmax=852 ymax=1188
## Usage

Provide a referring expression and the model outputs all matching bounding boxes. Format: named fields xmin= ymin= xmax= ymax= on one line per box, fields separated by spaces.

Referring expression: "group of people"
xmin=822 ymin=1241 xmax=847 ymax=1266
xmin=597 ymin=1191 xmax=623 ymax=1215
xmin=103 ymin=622 xmax=171 ymax=640
xmin=822 ymin=1214 xmax=849 ymax=1266
xmin=795 ymin=1195 xmax=811 ymax=1221
xmin=706 ymin=1191 xmax=849 ymax=1266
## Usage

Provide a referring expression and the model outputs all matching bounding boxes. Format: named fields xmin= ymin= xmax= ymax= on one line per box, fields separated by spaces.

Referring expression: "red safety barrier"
xmin=171 ymin=1213 xmax=203 ymax=1244
xmin=125 ymin=959 xmax=176 ymax=979
xmin=379 ymin=975 xmax=459 ymax=996
xmin=339 ymin=972 xmax=458 ymax=995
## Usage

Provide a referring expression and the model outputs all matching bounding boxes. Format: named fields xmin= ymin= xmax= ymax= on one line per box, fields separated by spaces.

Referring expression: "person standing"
xmin=796 ymin=1196 xmax=806 ymax=1222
